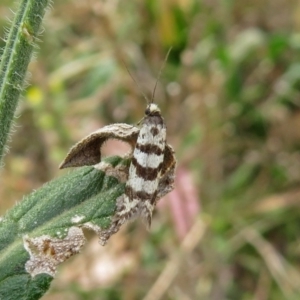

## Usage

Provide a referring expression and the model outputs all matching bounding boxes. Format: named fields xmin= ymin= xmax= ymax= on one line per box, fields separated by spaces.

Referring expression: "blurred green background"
xmin=1 ymin=0 xmax=300 ymax=299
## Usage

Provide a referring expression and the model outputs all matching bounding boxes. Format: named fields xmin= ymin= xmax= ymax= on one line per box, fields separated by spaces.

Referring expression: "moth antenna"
xmin=150 ymin=47 xmax=172 ymax=104
xmin=122 ymin=59 xmax=150 ymax=105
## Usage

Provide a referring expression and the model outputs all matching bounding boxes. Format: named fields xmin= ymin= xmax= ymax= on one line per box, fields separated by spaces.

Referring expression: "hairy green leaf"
xmin=0 ymin=156 xmax=126 ymax=300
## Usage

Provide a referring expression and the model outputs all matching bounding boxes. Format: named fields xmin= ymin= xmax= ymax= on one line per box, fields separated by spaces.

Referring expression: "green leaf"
xmin=0 ymin=156 xmax=126 ymax=300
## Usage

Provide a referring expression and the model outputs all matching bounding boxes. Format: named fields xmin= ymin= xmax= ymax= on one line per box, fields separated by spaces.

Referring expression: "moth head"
xmin=145 ymin=103 xmax=161 ymax=116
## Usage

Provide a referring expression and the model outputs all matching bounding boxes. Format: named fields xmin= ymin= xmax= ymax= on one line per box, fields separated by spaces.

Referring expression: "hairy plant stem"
xmin=0 ymin=0 xmax=50 ymax=166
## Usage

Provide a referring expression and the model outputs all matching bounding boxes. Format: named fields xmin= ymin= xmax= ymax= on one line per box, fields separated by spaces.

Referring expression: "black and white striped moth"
xmin=121 ymin=102 xmax=167 ymax=227
xmin=98 ymin=100 xmax=176 ymax=244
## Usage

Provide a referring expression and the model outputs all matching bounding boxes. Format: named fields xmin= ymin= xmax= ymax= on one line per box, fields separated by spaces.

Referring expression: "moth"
xmin=60 ymin=51 xmax=176 ymax=244
xmin=102 ymin=102 xmax=171 ymax=243
xmin=123 ymin=102 xmax=167 ymax=227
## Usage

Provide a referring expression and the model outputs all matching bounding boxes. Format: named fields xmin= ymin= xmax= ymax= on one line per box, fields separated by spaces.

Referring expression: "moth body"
xmin=122 ymin=103 xmax=166 ymax=226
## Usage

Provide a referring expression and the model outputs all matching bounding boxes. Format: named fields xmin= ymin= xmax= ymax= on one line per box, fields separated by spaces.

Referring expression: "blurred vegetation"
xmin=1 ymin=0 xmax=300 ymax=299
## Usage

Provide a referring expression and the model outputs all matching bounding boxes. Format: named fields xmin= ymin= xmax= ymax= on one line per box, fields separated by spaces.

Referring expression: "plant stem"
xmin=0 ymin=0 xmax=50 ymax=165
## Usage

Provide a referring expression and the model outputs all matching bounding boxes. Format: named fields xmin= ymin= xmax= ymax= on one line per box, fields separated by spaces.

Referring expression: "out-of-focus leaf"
xmin=226 ymin=162 xmax=260 ymax=193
